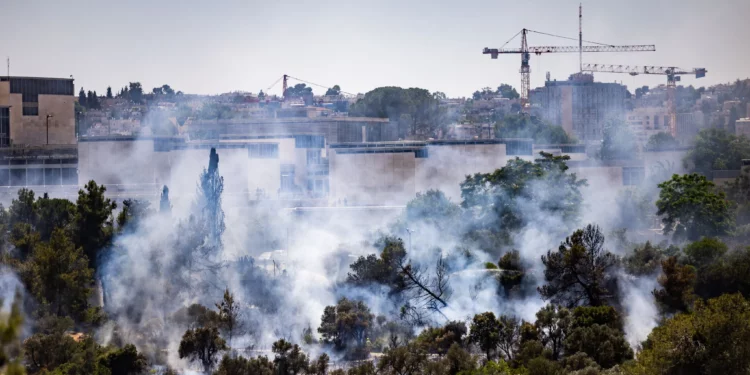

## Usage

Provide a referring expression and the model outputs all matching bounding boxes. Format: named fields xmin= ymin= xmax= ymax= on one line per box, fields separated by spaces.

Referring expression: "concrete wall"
xmin=78 ymin=139 xmax=168 ymax=186
xmin=329 ymin=150 xmax=416 ymax=206
xmin=0 ymin=91 xmax=75 ymax=146
xmin=642 ymin=149 xmax=689 ymax=181
xmin=415 ymin=143 xmax=506 ymax=201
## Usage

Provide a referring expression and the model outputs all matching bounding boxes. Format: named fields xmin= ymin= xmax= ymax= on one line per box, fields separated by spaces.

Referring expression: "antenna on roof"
xmin=6 ymin=57 xmax=9 ymax=78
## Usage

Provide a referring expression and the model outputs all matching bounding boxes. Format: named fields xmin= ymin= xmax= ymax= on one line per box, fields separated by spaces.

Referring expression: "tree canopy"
xmin=494 ymin=114 xmax=575 ymax=144
xmin=656 ymin=173 xmax=734 ymax=241
xmin=348 ymin=86 xmax=447 ymax=139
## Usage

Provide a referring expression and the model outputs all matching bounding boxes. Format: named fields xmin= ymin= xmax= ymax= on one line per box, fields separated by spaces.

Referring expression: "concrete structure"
xmin=676 ymin=111 xmax=706 ymax=144
xmin=0 ymin=77 xmax=76 ymax=146
xmin=187 ymin=117 xmax=394 ymax=143
xmin=530 ymin=73 xmax=627 ymax=142
xmin=625 ymin=107 xmax=670 ymax=146
xmin=328 ymin=139 xmax=533 ymax=205
xmin=736 ymin=118 xmax=750 ymax=139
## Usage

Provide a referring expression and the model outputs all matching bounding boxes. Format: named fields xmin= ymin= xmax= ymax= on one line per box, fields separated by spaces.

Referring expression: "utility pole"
xmin=46 ymin=114 xmax=53 ymax=145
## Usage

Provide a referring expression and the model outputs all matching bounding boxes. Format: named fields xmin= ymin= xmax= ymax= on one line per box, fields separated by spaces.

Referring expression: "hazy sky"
xmin=1 ymin=0 xmax=747 ymax=97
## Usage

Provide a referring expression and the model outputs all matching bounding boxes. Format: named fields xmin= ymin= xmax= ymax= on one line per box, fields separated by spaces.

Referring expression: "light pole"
xmin=405 ymin=228 xmax=415 ymax=253
xmin=46 ymin=114 xmax=53 ymax=145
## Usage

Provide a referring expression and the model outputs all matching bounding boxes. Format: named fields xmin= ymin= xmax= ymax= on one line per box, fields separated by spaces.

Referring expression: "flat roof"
xmin=0 ymin=76 xmax=74 ymax=82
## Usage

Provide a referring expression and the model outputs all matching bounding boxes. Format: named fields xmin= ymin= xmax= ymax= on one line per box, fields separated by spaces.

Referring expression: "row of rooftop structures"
xmin=0 ymin=76 xmax=689 ymax=206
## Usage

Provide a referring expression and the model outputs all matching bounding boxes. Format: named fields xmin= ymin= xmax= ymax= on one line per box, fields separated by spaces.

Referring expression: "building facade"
xmin=0 ymin=77 xmax=76 ymax=146
xmin=626 ymin=107 xmax=670 ymax=146
xmin=530 ymin=73 xmax=627 ymax=142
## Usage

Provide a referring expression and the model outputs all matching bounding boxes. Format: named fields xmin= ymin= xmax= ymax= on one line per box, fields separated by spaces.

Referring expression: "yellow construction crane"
xmin=581 ymin=64 xmax=707 ymax=137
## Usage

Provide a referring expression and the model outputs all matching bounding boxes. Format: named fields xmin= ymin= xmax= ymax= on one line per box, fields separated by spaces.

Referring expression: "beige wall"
xmin=1 ymin=93 xmax=75 ymax=146
xmin=78 ymin=139 xmax=167 ymax=186
xmin=248 ymin=158 xmax=281 ymax=198
xmin=329 ymin=150 xmax=416 ymax=206
xmin=416 ymin=143 xmax=507 ymax=201
xmin=642 ymin=149 xmax=689 ymax=181
xmin=569 ymin=166 xmax=623 ymax=187
xmin=561 ymin=86 xmax=573 ymax=137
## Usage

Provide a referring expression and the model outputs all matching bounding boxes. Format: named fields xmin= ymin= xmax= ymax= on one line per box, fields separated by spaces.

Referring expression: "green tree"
xmin=656 ymin=173 xmax=734 ymax=241
xmin=377 ymin=343 xmax=428 ymax=375
xmin=26 ymin=228 xmax=95 ymax=319
xmin=215 ymin=288 xmax=241 ymax=347
xmin=318 ymin=298 xmax=374 ymax=351
xmin=686 ymin=128 xmax=750 ymax=176
xmin=325 ymin=85 xmax=341 ymax=96
xmin=399 ymin=190 xmax=461 ymax=236
xmin=74 ymin=180 xmax=117 ymax=268
xmin=106 ymin=86 xmax=113 ymax=99
xmin=623 ymin=241 xmax=676 ymax=276
xmin=348 ymin=86 xmax=447 ymax=139
xmin=646 ymin=132 xmax=679 ymax=151
xmin=197 ymin=148 xmax=225 ymax=250
xmin=214 ymin=354 xmax=275 ymax=375
xmin=496 ymin=84 xmax=520 ymax=99
xmin=78 ymin=87 xmax=88 ymax=108
xmin=564 ymin=306 xmax=633 ymax=369
xmin=652 ymin=256 xmax=696 ymax=315
xmin=415 ymin=321 xmax=467 ymax=355
xmin=635 ymin=293 xmax=750 ymax=375
xmin=0 ymin=291 xmax=24 ymax=375
xmin=497 ymin=250 xmax=527 ymax=296
xmin=494 ymin=114 xmax=574 ymax=144
xmin=160 ymin=185 xmax=172 ymax=214
xmin=539 ymin=224 xmax=620 ymax=307
xmin=178 ymin=327 xmax=228 ymax=373
xmin=534 ymin=304 xmax=571 ymax=361
xmin=469 ymin=312 xmax=501 ymax=361
xmin=35 ymin=193 xmax=76 ymax=242
xmin=599 ymin=119 xmax=637 ymax=160
xmin=127 ymin=82 xmax=143 ymax=103
xmin=461 ymin=152 xmax=586 ymax=249
xmin=115 ymin=199 xmax=152 ymax=233
xmin=96 ymin=344 xmax=148 ymax=375
xmin=284 ymin=83 xmax=313 ymax=99
xmin=347 ymin=237 xmax=407 ymax=291
xmin=272 ymin=339 xmax=309 ymax=375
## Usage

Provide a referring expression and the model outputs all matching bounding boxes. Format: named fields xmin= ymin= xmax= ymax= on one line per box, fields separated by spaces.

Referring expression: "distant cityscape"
xmin=0 ymin=72 xmax=749 ymax=204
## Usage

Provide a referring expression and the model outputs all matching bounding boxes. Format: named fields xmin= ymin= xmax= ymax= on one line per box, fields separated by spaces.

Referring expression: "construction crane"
xmin=581 ymin=64 xmax=707 ymax=137
xmin=267 ymin=74 xmax=355 ymax=101
xmin=483 ymin=5 xmax=656 ymax=107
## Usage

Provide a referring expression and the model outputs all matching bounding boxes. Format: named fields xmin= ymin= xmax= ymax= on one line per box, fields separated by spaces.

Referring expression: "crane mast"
xmin=483 ymin=6 xmax=655 ymax=108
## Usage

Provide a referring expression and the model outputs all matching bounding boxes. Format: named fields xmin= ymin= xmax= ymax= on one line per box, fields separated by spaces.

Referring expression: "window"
xmin=306 ymin=149 xmax=321 ymax=165
xmin=248 ymin=143 xmax=279 ymax=158
xmin=10 ymin=169 xmax=26 ymax=186
xmin=622 ymin=167 xmax=645 ymax=186
xmin=27 ymin=168 xmax=43 ymax=185
xmin=61 ymin=168 xmax=78 ymax=185
xmin=44 ymin=168 xmax=61 ymax=185
xmin=0 ymin=107 xmax=9 ymax=147
xmin=23 ymin=104 xmax=39 ymax=116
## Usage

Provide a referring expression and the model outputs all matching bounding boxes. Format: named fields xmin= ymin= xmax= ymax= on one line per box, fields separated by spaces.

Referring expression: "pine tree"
xmin=160 ymin=185 xmax=172 ymax=215
xmin=78 ymin=88 xmax=87 ymax=108
xmin=106 ymin=86 xmax=113 ymax=99
xmin=197 ymin=148 xmax=225 ymax=249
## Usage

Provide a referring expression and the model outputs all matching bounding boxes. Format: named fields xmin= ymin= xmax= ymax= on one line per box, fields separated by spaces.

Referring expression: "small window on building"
xmin=306 ymin=149 xmax=321 ymax=165
xmin=23 ymin=105 xmax=39 ymax=116
xmin=622 ymin=167 xmax=645 ymax=186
